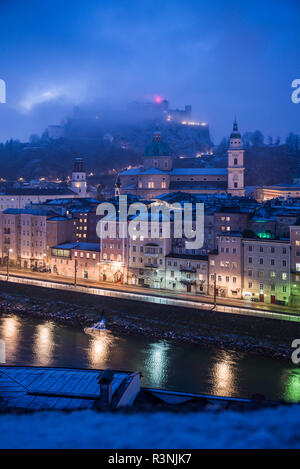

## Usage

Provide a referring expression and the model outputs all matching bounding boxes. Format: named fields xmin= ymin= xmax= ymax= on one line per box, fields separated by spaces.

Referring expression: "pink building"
xmin=50 ymin=242 xmax=100 ymax=281
xmin=0 ymin=209 xmax=73 ymax=268
xmin=209 ymin=232 xmax=243 ymax=299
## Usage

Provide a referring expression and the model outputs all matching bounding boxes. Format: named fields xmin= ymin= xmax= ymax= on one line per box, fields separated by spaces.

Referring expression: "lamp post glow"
xmin=6 ymin=248 xmax=13 ymax=281
xmin=74 ymin=259 xmax=78 ymax=287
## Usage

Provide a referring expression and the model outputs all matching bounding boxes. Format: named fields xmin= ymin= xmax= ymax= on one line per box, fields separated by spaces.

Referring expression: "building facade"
xmin=117 ymin=121 xmax=245 ymax=199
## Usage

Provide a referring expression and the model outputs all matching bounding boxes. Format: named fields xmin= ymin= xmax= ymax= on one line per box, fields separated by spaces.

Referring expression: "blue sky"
xmin=0 ymin=0 xmax=299 ymax=142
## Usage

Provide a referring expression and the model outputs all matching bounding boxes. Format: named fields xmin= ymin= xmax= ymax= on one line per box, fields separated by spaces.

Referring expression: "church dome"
xmin=144 ymin=131 xmax=172 ymax=157
xmin=230 ymin=119 xmax=241 ymax=139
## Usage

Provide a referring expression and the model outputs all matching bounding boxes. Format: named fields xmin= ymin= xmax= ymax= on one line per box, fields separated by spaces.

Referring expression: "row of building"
xmin=2 ymin=188 xmax=300 ymax=306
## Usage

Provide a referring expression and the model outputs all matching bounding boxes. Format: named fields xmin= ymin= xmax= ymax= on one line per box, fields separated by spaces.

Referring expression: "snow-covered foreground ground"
xmin=1 ymin=406 xmax=300 ymax=449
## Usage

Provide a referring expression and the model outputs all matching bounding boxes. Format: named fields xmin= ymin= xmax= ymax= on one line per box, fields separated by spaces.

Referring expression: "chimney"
xmin=97 ymin=369 xmax=114 ymax=406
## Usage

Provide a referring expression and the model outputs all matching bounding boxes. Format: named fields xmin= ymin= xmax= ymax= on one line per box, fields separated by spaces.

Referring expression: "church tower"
xmin=71 ymin=157 xmax=87 ymax=197
xmin=227 ymin=119 xmax=245 ymax=197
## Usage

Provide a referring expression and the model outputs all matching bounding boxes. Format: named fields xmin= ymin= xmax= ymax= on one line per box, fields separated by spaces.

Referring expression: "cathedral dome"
xmin=144 ymin=131 xmax=172 ymax=157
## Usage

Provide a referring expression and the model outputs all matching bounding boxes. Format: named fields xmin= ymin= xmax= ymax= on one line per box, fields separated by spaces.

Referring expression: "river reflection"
xmin=33 ymin=322 xmax=55 ymax=366
xmin=211 ymin=351 xmax=238 ymax=397
xmin=1 ymin=312 xmax=300 ymax=402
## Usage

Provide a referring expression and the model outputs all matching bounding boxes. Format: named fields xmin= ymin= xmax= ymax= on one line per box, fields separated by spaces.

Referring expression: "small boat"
xmin=84 ymin=313 xmax=106 ymax=335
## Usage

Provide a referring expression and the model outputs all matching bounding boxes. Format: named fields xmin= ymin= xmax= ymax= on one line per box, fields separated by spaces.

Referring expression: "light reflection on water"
xmin=33 ymin=322 xmax=55 ymax=366
xmin=211 ymin=351 xmax=237 ymax=397
xmin=0 ymin=313 xmax=300 ymax=402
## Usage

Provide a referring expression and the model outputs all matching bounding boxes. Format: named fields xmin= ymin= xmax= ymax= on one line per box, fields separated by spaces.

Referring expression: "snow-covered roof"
xmin=170 ymin=168 xmax=228 ymax=175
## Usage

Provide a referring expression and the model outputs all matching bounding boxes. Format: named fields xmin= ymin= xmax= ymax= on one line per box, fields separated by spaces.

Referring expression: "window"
xmin=270 ymin=271 xmax=276 ymax=278
xmin=248 ymin=269 xmax=252 ymax=277
xmin=271 ymin=259 xmax=275 ymax=266
xmin=248 ymin=246 xmax=253 ymax=252
xmin=282 ymin=272 xmax=287 ymax=280
xmin=283 ymin=260 xmax=287 ymax=267
xmin=259 ymin=258 xmax=264 ymax=265
xmin=233 ymin=277 xmax=237 ymax=283
xmin=248 ymin=257 xmax=252 ymax=264
xmin=260 ymin=284 xmax=264 ymax=291
xmin=148 ymin=182 xmax=154 ymax=189
xmin=248 ymin=282 xmax=253 ymax=288
xmin=226 ymin=276 xmax=230 ymax=282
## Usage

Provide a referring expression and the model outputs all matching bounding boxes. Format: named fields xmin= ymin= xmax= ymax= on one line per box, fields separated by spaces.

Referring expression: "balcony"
xmin=180 ymin=266 xmax=196 ymax=273
xmin=145 ymin=263 xmax=158 ymax=269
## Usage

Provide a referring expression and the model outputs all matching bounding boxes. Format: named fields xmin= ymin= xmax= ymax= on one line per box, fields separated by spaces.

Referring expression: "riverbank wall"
xmin=0 ymin=280 xmax=298 ymax=359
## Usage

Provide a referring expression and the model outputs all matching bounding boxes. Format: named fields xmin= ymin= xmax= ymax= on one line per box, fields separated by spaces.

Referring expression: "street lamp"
xmin=6 ymin=248 xmax=13 ymax=281
xmin=74 ymin=259 xmax=78 ymax=287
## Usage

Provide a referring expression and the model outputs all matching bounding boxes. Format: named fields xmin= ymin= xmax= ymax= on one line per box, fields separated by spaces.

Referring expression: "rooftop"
xmin=52 ymin=242 xmax=100 ymax=252
xmin=0 ymin=366 xmax=139 ymax=411
xmin=3 ymin=208 xmax=58 ymax=217
xmin=0 ymin=188 xmax=76 ymax=196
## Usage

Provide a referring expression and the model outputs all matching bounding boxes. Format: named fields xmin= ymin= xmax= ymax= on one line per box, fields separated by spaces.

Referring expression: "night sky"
xmin=0 ymin=0 xmax=299 ymax=143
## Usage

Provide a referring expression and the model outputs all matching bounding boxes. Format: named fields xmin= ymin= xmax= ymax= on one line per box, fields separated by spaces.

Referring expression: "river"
xmin=1 ymin=313 xmax=300 ymax=402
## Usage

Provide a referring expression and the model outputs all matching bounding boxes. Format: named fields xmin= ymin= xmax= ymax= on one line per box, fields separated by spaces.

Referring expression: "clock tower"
xmin=71 ymin=157 xmax=87 ymax=197
xmin=227 ymin=119 xmax=245 ymax=197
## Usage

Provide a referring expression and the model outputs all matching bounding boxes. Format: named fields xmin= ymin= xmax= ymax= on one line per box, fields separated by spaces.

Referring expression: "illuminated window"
xmin=148 ymin=182 xmax=154 ymax=189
